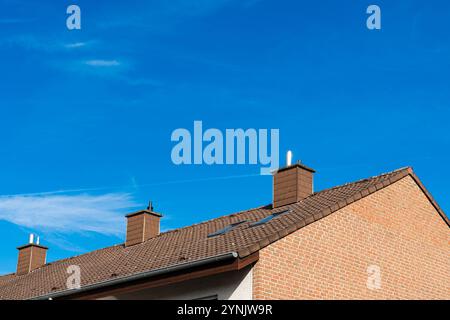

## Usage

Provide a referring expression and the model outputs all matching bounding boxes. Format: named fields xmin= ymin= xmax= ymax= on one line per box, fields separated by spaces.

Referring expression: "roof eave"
xmin=30 ymin=252 xmax=239 ymax=300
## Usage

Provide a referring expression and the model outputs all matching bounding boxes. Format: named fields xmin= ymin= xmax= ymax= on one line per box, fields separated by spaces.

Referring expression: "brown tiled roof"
xmin=0 ymin=167 xmax=447 ymax=300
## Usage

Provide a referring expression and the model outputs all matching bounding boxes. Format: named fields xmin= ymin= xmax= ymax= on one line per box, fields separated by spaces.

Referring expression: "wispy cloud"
xmin=84 ymin=59 xmax=121 ymax=67
xmin=0 ymin=173 xmax=260 ymax=198
xmin=64 ymin=41 xmax=89 ymax=49
xmin=1 ymin=35 xmax=93 ymax=52
xmin=49 ymin=58 xmax=127 ymax=77
xmin=3 ymin=33 xmax=158 ymax=86
xmin=0 ymin=193 xmax=138 ymax=236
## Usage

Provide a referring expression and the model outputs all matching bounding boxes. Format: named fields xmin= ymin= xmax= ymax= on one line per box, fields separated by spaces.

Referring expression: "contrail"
xmin=0 ymin=173 xmax=262 ymax=198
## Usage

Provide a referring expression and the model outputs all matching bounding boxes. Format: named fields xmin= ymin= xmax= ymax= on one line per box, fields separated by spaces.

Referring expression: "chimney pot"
xmin=286 ymin=150 xmax=293 ymax=166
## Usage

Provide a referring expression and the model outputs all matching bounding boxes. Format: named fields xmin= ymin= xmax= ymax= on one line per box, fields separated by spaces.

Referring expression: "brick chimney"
xmin=273 ymin=156 xmax=315 ymax=208
xmin=125 ymin=203 xmax=162 ymax=247
xmin=16 ymin=234 xmax=48 ymax=276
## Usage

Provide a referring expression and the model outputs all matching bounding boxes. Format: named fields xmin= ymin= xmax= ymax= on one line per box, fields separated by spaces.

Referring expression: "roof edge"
xmin=17 ymin=244 xmax=49 ymax=250
xmin=407 ymin=169 xmax=450 ymax=227
xmin=125 ymin=209 xmax=162 ymax=218
xmin=277 ymin=163 xmax=315 ymax=173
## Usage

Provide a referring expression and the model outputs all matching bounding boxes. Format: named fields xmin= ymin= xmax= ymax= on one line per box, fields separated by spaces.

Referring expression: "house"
xmin=0 ymin=162 xmax=448 ymax=300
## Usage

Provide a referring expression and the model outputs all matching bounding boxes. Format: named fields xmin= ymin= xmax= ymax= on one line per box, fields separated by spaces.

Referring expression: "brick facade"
xmin=253 ymin=176 xmax=450 ymax=299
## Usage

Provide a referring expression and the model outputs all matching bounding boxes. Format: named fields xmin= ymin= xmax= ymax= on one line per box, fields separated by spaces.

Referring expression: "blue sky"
xmin=0 ymin=0 xmax=449 ymax=274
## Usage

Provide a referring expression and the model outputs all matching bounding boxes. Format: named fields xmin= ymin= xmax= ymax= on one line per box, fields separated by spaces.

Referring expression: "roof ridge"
xmin=313 ymin=166 xmax=411 ymax=195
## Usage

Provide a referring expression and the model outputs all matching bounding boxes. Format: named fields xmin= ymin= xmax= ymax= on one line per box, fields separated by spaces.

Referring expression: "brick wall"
xmin=253 ymin=176 xmax=450 ymax=299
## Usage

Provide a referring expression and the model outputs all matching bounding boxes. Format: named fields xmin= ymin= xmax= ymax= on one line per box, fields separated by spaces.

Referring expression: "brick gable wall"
xmin=253 ymin=176 xmax=450 ymax=299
